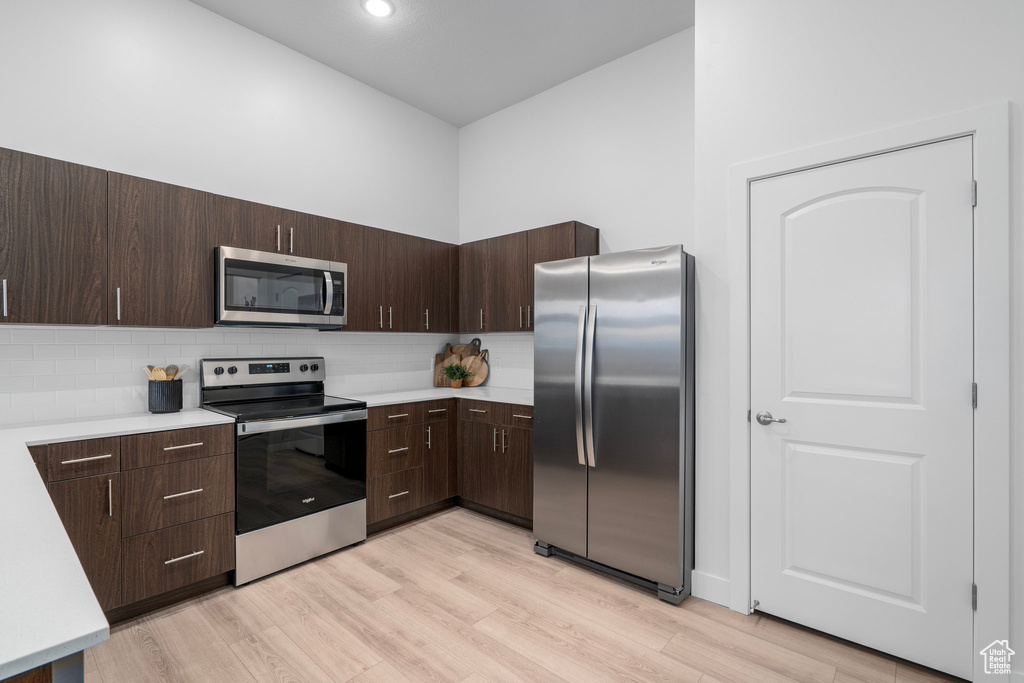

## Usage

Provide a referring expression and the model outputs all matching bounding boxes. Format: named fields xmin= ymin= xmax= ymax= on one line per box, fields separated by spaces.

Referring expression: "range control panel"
xmin=200 ymin=357 xmax=326 ymax=387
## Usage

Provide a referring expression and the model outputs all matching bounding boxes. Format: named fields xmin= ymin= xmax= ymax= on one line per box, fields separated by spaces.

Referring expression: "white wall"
xmin=0 ymin=0 xmax=459 ymax=242
xmin=458 ymin=29 xmax=694 ymax=253
xmin=695 ymin=0 xmax=1024 ymax=665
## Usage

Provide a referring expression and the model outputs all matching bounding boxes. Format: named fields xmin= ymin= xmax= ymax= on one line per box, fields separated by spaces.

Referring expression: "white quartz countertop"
xmin=0 ymin=409 xmax=235 ymax=679
xmin=355 ymin=386 xmax=533 ymax=407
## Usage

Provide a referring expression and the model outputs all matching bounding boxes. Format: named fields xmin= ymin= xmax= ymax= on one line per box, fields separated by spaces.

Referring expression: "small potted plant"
xmin=442 ymin=364 xmax=474 ymax=389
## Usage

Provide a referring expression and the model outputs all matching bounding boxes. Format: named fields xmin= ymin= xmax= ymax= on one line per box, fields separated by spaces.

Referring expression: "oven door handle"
xmin=237 ymin=409 xmax=368 ymax=435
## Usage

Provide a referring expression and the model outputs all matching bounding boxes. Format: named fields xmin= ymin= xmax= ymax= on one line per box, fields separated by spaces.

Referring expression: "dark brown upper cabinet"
xmin=246 ymin=203 xmax=319 ymax=258
xmin=107 ymin=174 xmax=216 ymax=328
xmin=459 ymin=221 xmax=598 ymax=333
xmin=381 ymin=231 xmax=456 ymax=333
xmin=319 ymin=218 xmax=385 ymax=332
xmin=0 ymin=148 xmax=107 ymax=325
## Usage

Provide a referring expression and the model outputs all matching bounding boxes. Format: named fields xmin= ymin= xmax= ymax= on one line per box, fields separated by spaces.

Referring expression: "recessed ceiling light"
xmin=363 ymin=0 xmax=394 ymax=18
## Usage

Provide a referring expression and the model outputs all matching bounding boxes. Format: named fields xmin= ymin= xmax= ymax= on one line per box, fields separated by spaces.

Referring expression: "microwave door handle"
xmin=323 ymin=271 xmax=334 ymax=315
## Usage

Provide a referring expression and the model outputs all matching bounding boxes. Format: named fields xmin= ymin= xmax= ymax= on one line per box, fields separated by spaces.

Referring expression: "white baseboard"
xmin=691 ymin=570 xmax=730 ymax=607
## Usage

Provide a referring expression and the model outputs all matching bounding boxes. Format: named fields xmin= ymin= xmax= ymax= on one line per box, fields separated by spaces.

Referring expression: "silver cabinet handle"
xmin=502 ymin=429 xmax=507 ymax=453
xmin=574 ymin=306 xmax=587 ymax=466
xmin=528 ymin=305 xmax=531 ymax=328
xmin=116 ymin=287 xmax=121 ymax=321
xmin=469 ymin=408 xmax=486 ymax=414
xmin=289 ymin=226 xmax=294 ymax=253
xmin=164 ymin=442 xmax=204 ymax=451
xmin=755 ymin=411 xmax=787 ymax=426
xmin=513 ymin=414 xmax=532 ymax=420
xmin=388 ymin=490 xmax=409 ymax=499
xmin=388 ymin=306 xmax=393 ymax=329
xmin=387 ymin=447 xmax=409 ymax=454
xmin=388 ymin=413 xmax=409 ymax=419
xmin=427 ymin=408 xmax=447 ymax=413
xmin=425 ymin=309 xmax=429 ymax=330
xmin=61 ymin=453 xmax=113 ymax=465
xmin=165 ymin=550 xmax=204 ymax=565
xmin=2 ymin=279 xmax=6 ymax=317
xmin=276 ymin=225 xmax=281 ymax=251
xmin=583 ymin=305 xmax=597 ymax=468
xmin=163 ymin=488 xmax=203 ymax=500
xmin=480 ymin=308 xmax=484 ymax=330
xmin=519 ymin=306 xmax=523 ymax=329
xmin=493 ymin=428 xmax=498 ymax=452
xmin=108 ymin=479 xmax=113 ymax=517
xmin=426 ymin=425 xmax=431 ymax=449
xmin=379 ymin=306 xmax=384 ymax=328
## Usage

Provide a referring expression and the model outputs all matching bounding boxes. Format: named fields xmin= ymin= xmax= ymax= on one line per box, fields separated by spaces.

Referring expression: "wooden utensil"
xmin=165 ymin=364 xmax=179 ymax=380
xmin=140 ymin=366 xmax=153 ymax=380
xmin=434 ymin=353 xmax=462 ymax=387
xmin=461 ymin=349 xmax=489 ymax=387
xmin=451 ymin=338 xmax=482 ymax=358
xmin=175 ymin=365 xmax=190 ymax=381
xmin=151 ymin=367 xmax=167 ymax=381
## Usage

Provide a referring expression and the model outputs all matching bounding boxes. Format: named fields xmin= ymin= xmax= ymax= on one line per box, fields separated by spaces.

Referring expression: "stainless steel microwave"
xmin=216 ymin=246 xmax=347 ymax=328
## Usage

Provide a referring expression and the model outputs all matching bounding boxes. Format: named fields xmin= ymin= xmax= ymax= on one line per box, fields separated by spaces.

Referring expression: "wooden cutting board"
xmin=451 ymin=338 xmax=481 ymax=358
xmin=434 ymin=353 xmax=462 ymax=387
xmin=461 ymin=349 xmax=489 ymax=387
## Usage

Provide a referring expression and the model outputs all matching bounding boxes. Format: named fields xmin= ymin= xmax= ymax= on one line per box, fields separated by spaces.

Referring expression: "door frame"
xmin=725 ymin=102 xmax=1010 ymax=681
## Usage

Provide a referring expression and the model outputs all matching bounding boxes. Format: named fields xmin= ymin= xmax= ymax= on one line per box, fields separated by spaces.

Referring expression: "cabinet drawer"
xmin=368 ymin=402 xmax=424 ymax=430
xmin=47 ymin=438 xmax=120 ymax=482
xmin=121 ymin=512 xmax=234 ymax=604
xmin=367 ymin=425 xmax=424 ymax=478
xmin=422 ymin=399 xmax=453 ymax=422
xmin=122 ymin=454 xmax=235 ymax=537
xmin=121 ymin=425 xmax=234 ymax=469
xmin=507 ymin=405 xmax=534 ymax=429
xmin=367 ymin=468 xmax=423 ymax=524
xmin=459 ymin=399 xmax=507 ymax=424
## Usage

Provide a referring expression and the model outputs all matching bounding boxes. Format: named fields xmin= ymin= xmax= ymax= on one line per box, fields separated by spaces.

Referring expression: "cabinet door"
xmin=502 ymin=426 xmax=533 ymax=520
xmin=459 ymin=239 xmax=490 ymax=333
xmin=0 ymin=148 xmax=107 ymax=325
xmin=526 ymin=223 xmax=577 ymax=331
xmin=48 ymin=473 xmax=122 ymax=610
xmin=489 ymin=232 xmax=529 ymax=332
xmin=422 ymin=240 xmax=454 ymax=333
xmin=320 ymin=219 xmax=384 ymax=331
xmin=383 ymin=231 xmax=425 ymax=332
xmin=107 ymin=174 xmax=215 ymax=328
xmin=247 ymin=203 xmax=320 ymax=258
xmin=459 ymin=421 xmax=501 ymax=509
xmin=422 ymin=419 xmax=449 ymax=506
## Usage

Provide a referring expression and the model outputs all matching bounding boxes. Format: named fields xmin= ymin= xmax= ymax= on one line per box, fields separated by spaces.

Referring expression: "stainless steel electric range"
xmin=200 ymin=357 xmax=367 ymax=585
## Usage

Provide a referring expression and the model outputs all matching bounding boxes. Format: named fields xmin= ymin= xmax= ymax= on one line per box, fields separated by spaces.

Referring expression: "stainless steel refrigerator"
xmin=533 ymin=245 xmax=695 ymax=604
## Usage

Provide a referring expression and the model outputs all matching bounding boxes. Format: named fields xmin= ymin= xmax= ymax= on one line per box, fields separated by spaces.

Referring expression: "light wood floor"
xmin=86 ymin=507 xmax=962 ymax=683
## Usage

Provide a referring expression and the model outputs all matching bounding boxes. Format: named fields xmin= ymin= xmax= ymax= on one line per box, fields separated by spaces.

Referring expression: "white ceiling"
xmin=188 ymin=0 xmax=694 ymax=127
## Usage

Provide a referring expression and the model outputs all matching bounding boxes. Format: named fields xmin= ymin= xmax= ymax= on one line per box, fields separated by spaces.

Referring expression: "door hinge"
xmin=972 ymin=583 xmax=978 ymax=610
xmin=971 ymin=180 xmax=978 ymax=207
xmin=972 ymin=382 xmax=978 ymax=409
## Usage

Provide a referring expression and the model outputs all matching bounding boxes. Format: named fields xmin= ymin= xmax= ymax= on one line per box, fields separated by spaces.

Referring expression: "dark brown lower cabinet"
xmin=503 ymin=426 xmax=533 ymax=519
xmin=458 ymin=401 xmax=534 ymax=522
xmin=459 ymin=421 xmax=502 ymax=511
xmin=367 ymin=467 xmax=424 ymax=524
xmin=48 ymin=473 xmax=122 ymax=611
xmin=422 ymin=416 xmax=449 ymax=505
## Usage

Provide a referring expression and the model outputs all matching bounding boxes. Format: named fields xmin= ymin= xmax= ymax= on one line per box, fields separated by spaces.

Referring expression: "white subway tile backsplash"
xmin=11 ymin=329 xmax=55 ymax=344
xmin=96 ymin=330 xmax=133 ymax=344
xmin=36 ymin=404 xmax=77 ymax=422
xmin=34 ymin=344 xmax=79 ymax=359
xmin=55 ymin=330 xmax=97 ymax=344
xmin=148 ymin=345 xmax=182 ymax=357
xmin=164 ymin=331 xmax=196 ymax=344
xmin=14 ymin=360 xmax=56 ymax=376
xmin=77 ymin=401 xmax=115 ymax=419
xmin=0 ymin=361 xmax=10 ymax=376
xmin=77 ymin=345 xmax=114 ymax=358
xmin=131 ymin=331 xmax=166 ymax=344
xmin=0 ymin=345 xmax=35 ymax=360
xmin=33 ymin=375 xmax=78 ymax=391
xmin=114 ymin=344 xmax=149 ymax=357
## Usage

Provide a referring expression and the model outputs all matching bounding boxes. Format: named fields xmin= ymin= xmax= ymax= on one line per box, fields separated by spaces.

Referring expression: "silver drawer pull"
xmin=469 ymin=409 xmax=486 ymax=414
xmin=163 ymin=442 xmax=204 ymax=451
xmin=388 ymin=413 xmax=409 ymax=419
xmin=387 ymin=447 xmax=409 ymax=454
xmin=513 ymin=414 xmax=533 ymax=419
xmin=164 ymin=550 xmax=204 ymax=565
xmin=60 ymin=453 xmax=113 ymax=465
xmin=163 ymin=488 xmax=203 ymax=500
xmin=388 ymin=491 xmax=409 ymax=499
xmin=427 ymin=408 xmax=447 ymax=413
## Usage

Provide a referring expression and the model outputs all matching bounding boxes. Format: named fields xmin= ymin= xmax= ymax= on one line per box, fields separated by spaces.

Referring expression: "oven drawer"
xmin=121 ymin=425 xmax=234 ymax=469
xmin=459 ymin=399 xmax=508 ymax=424
xmin=47 ymin=438 xmax=121 ymax=482
xmin=422 ymin=399 xmax=453 ymax=423
xmin=122 ymin=454 xmax=235 ymax=537
xmin=507 ymin=405 xmax=534 ymax=429
xmin=367 ymin=468 xmax=423 ymax=524
xmin=121 ymin=512 xmax=234 ymax=604
xmin=367 ymin=425 xmax=424 ymax=478
xmin=368 ymin=402 xmax=424 ymax=430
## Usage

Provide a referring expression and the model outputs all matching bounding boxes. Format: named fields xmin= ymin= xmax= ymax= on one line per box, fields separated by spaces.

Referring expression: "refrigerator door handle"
xmin=574 ymin=305 xmax=587 ymax=466
xmin=583 ymin=304 xmax=597 ymax=467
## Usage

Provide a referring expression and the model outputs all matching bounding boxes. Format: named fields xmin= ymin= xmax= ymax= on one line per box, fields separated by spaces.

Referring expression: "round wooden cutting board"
xmin=461 ymin=349 xmax=489 ymax=387
xmin=451 ymin=338 xmax=482 ymax=358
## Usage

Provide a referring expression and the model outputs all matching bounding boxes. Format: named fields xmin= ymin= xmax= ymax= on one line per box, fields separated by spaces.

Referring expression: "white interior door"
xmin=749 ymin=136 xmax=974 ymax=678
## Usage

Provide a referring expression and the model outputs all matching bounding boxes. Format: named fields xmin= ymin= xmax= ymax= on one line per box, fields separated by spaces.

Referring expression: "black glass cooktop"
xmin=206 ymin=395 xmax=366 ymax=422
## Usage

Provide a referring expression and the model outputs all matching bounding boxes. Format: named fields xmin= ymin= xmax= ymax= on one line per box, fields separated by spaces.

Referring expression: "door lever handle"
xmin=755 ymin=411 xmax=787 ymax=426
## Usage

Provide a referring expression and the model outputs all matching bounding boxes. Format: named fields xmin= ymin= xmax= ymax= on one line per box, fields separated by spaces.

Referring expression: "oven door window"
xmin=224 ymin=259 xmax=326 ymax=316
xmin=236 ymin=419 xmax=366 ymax=535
